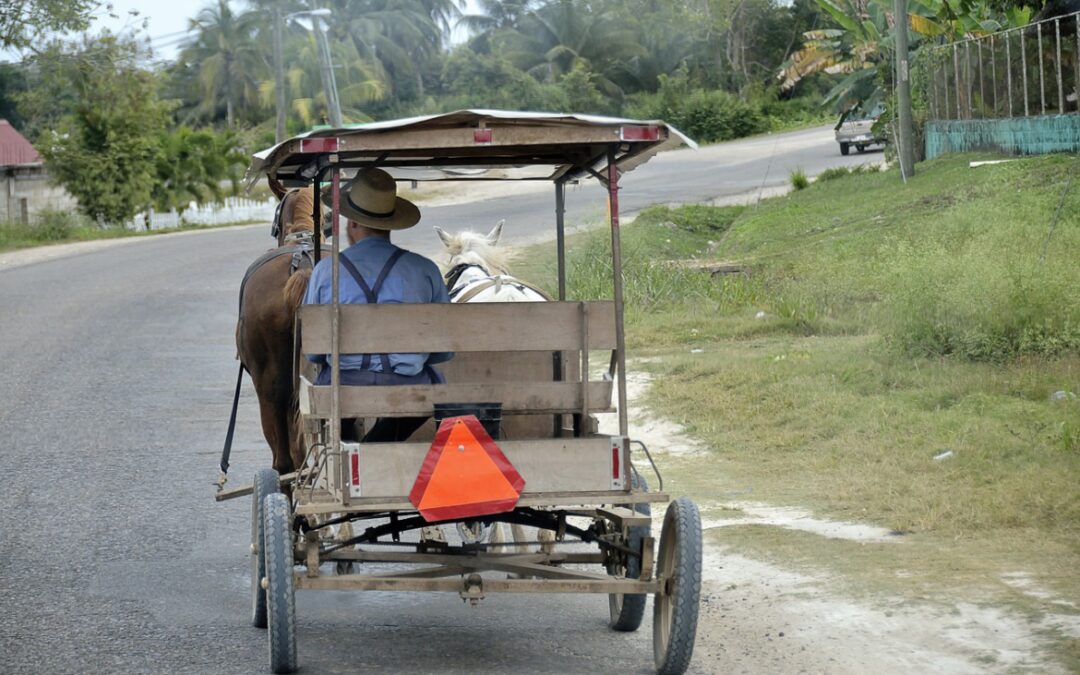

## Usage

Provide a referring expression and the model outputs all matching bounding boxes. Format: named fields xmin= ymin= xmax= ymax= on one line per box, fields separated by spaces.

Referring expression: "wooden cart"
xmin=218 ymin=110 xmax=703 ymax=675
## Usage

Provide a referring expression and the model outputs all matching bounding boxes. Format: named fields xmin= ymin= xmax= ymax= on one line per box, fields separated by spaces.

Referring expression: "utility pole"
xmin=286 ymin=8 xmax=343 ymax=128
xmin=312 ymin=15 xmax=343 ymax=127
xmin=894 ymin=0 xmax=915 ymax=178
xmin=273 ymin=2 xmax=286 ymax=142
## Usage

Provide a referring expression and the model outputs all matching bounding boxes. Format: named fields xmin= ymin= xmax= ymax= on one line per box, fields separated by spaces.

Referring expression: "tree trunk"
xmin=225 ymin=53 xmax=234 ymax=128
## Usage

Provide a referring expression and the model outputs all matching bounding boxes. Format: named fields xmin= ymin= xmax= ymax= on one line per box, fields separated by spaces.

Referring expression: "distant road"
xmin=0 ymin=123 xmax=880 ymax=674
xmin=394 ymin=123 xmax=881 ymax=251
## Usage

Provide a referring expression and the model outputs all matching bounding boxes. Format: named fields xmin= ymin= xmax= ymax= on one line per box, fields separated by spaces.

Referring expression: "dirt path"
xmin=597 ymin=371 xmax=1077 ymax=674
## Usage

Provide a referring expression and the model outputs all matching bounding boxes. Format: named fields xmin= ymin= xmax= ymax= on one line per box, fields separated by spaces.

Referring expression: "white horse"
xmin=434 ymin=220 xmax=554 ymax=555
xmin=435 ymin=220 xmax=551 ymax=303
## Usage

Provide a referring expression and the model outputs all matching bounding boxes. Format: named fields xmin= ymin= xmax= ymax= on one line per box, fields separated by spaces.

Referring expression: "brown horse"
xmin=235 ymin=184 xmax=319 ymax=477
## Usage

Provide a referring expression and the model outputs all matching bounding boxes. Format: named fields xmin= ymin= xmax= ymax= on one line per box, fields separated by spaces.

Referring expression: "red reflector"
xmin=619 ymin=126 xmax=661 ymax=142
xmin=409 ymin=416 xmax=524 ymax=522
xmin=300 ymin=137 xmax=340 ymax=153
xmin=474 ymin=129 xmax=493 ymax=145
xmin=350 ymin=452 xmax=360 ymax=486
xmin=612 ymin=446 xmax=620 ymax=480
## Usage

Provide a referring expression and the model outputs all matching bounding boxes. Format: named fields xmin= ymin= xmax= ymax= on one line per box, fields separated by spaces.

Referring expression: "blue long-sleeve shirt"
xmin=303 ymin=238 xmax=453 ymax=376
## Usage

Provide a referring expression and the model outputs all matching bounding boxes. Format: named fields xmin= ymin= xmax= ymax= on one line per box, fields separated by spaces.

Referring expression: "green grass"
xmin=509 ymin=153 xmax=1080 ymax=613
xmin=0 ymin=209 xmax=261 ymax=253
xmin=789 ymin=167 xmax=809 ymax=190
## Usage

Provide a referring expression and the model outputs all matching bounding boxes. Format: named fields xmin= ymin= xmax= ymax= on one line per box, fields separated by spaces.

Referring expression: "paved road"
xmin=0 ymin=125 xmax=877 ymax=674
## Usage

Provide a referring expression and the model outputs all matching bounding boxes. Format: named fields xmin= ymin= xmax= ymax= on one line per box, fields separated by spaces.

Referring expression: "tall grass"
xmin=716 ymin=154 xmax=1080 ymax=361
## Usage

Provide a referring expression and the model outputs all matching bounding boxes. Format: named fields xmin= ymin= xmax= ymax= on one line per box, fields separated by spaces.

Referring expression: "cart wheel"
xmin=251 ymin=469 xmax=280 ymax=628
xmin=609 ymin=474 xmax=650 ymax=632
xmin=652 ymin=497 xmax=702 ymax=675
xmin=264 ymin=493 xmax=298 ymax=674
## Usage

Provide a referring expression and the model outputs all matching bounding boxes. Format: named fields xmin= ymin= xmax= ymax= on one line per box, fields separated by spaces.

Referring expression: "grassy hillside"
xmin=512 ymin=154 xmax=1080 ymax=612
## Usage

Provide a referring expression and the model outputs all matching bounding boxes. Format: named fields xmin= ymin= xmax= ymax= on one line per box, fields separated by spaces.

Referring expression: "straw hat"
xmin=321 ymin=168 xmax=420 ymax=231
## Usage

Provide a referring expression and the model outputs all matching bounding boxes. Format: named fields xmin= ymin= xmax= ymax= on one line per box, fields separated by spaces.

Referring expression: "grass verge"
xmin=510 ymin=153 xmax=1080 ymax=628
xmin=0 ymin=210 xmax=261 ymax=254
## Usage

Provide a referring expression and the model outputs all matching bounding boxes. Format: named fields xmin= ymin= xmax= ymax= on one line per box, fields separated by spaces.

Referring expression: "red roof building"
xmin=1 ymin=119 xmax=76 ymax=224
xmin=0 ymin=119 xmax=42 ymax=167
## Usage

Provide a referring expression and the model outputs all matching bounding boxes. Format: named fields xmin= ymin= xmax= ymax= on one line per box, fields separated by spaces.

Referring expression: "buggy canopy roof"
xmin=245 ymin=109 xmax=695 ymax=190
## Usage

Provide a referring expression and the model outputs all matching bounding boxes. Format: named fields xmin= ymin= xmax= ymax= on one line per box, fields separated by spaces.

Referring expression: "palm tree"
xmin=180 ymin=0 xmax=266 ymax=127
xmin=324 ymin=0 xmax=450 ymax=100
xmin=500 ymin=0 xmax=646 ymax=96
xmin=272 ymin=29 xmax=386 ymax=125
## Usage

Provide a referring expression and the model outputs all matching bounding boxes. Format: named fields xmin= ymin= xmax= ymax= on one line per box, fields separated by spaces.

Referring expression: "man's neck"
xmin=349 ymin=227 xmax=391 ymax=246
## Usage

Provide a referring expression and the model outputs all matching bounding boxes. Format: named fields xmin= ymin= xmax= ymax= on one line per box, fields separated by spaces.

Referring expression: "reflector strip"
xmin=474 ymin=129 xmax=493 ymax=145
xmin=350 ymin=452 xmax=360 ymax=487
xmin=612 ymin=445 xmax=620 ymax=480
xmin=619 ymin=126 xmax=661 ymax=142
xmin=300 ymin=137 xmax=340 ymax=153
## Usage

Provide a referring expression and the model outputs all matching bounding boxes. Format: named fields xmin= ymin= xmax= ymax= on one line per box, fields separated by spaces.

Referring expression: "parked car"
xmin=835 ymin=105 xmax=885 ymax=155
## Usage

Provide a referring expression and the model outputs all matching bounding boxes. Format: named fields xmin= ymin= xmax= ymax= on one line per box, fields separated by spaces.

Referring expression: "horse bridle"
xmin=444 ymin=262 xmax=483 ymax=297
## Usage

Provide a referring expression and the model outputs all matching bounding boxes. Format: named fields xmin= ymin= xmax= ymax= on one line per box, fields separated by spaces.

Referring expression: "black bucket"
xmin=433 ymin=402 xmax=502 ymax=440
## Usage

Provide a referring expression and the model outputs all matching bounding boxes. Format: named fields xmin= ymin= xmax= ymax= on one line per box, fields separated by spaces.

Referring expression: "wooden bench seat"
xmin=297 ymin=301 xmax=616 ymax=422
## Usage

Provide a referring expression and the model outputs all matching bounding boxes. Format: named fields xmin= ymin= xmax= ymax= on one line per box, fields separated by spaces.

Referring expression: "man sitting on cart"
xmin=303 ymin=168 xmax=453 ymax=442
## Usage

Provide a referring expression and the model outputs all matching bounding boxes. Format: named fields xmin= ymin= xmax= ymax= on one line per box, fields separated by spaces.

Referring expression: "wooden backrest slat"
xmin=300 ymin=301 xmax=615 ymax=354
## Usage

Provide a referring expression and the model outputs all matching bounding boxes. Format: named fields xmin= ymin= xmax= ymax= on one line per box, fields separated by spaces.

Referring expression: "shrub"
xmin=888 ymin=244 xmax=1080 ymax=360
xmin=789 ymin=168 xmax=809 ymax=190
xmin=816 ymin=166 xmax=853 ymax=182
xmin=635 ymin=204 xmax=744 ymax=236
xmin=625 ymin=68 xmax=768 ymax=143
xmin=33 ymin=209 xmax=80 ymax=240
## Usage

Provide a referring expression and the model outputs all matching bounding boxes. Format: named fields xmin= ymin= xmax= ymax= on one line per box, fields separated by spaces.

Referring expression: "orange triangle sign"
xmin=409 ymin=416 xmax=525 ymax=522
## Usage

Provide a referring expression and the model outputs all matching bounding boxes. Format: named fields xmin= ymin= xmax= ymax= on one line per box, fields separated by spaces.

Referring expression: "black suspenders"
xmin=338 ymin=248 xmax=408 ymax=373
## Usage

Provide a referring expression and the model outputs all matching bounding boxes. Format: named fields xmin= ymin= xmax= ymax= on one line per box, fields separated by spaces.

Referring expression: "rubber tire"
xmin=264 ymin=493 xmax=298 ymax=674
xmin=609 ymin=473 xmax=651 ymax=632
xmin=839 ymin=142 xmax=850 ymax=156
xmin=653 ymin=497 xmax=702 ymax=675
xmin=251 ymin=469 xmax=280 ymax=628
xmin=856 ymin=144 xmax=867 ymax=153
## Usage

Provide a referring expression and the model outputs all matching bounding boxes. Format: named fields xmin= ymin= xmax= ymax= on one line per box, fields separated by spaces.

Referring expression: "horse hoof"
xmin=335 ymin=561 xmax=354 ymax=575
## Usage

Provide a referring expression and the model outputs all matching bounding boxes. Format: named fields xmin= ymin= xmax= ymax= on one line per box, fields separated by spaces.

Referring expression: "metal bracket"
xmin=640 ymin=535 xmax=655 ymax=581
xmin=630 ymin=440 xmax=663 ymax=493
xmin=460 ymin=573 xmax=485 ymax=606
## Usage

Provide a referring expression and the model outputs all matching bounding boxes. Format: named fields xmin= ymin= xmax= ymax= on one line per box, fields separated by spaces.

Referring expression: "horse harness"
xmin=221 ymin=232 xmax=323 ymax=487
xmin=237 ymin=232 xmax=322 ymax=315
xmin=444 ymin=263 xmax=554 ymax=303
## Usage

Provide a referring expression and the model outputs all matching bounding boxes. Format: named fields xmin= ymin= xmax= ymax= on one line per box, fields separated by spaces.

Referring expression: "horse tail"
xmin=283 ymin=267 xmax=312 ymax=310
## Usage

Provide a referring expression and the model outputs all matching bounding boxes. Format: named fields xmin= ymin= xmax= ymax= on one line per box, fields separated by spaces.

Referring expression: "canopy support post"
xmin=329 ymin=161 xmax=348 ymax=506
xmin=554 ymin=179 xmax=569 ymax=437
xmin=606 ymin=147 xmax=628 ymax=439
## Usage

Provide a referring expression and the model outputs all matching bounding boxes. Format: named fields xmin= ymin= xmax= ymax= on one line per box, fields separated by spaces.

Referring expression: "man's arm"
xmin=303 ymin=262 xmax=328 ymax=366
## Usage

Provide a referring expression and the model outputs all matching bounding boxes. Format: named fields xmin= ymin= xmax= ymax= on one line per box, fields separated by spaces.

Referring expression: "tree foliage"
xmin=29 ymin=35 xmax=170 ymax=225
xmin=0 ymin=0 xmax=100 ymax=52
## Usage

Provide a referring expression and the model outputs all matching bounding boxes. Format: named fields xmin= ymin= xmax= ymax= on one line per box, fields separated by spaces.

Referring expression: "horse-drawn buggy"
xmin=216 ymin=110 xmax=703 ymax=674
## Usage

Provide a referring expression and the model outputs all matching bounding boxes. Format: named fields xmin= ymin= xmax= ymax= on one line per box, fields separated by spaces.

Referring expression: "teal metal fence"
xmin=925 ymin=114 xmax=1080 ymax=158
xmin=921 ymin=12 xmax=1080 ymax=158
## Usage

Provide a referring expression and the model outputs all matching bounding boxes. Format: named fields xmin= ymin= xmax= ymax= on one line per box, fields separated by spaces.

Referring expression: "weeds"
xmin=789 ymin=167 xmax=809 ymax=190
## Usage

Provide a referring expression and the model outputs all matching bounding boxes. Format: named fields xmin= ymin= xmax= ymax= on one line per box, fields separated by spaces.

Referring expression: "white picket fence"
xmin=124 ymin=196 xmax=277 ymax=231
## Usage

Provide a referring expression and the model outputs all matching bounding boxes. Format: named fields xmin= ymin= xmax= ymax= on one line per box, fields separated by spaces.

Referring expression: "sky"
xmin=2 ymin=0 xmax=482 ymax=63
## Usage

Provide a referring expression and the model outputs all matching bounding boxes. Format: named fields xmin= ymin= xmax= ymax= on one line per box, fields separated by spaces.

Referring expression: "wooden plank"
xmin=300 ymin=301 xmax=615 ymax=354
xmin=288 ymin=124 xmax=662 ymax=155
xmin=354 ymin=437 xmax=619 ymax=498
xmin=305 ymin=380 xmax=612 ymax=418
xmin=214 ymin=470 xmax=305 ymax=502
xmin=295 ymin=489 xmax=669 ymax=516
xmin=295 ymin=575 xmax=661 ymax=595
xmin=597 ymin=507 xmax=653 ymax=529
